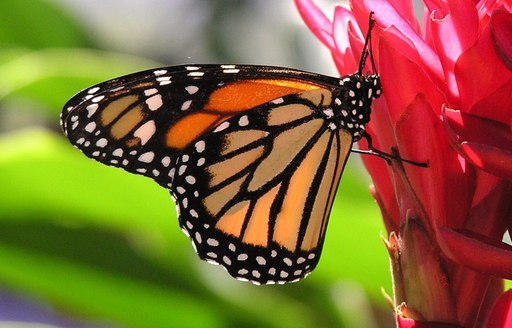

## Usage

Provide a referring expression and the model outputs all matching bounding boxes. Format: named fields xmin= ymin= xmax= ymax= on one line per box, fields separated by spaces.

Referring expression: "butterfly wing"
xmin=172 ymin=89 xmax=353 ymax=284
xmin=61 ymin=64 xmax=352 ymax=284
xmin=61 ymin=65 xmax=340 ymax=187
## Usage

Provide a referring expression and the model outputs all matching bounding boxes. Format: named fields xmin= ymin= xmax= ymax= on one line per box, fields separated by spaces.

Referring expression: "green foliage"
xmin=0 ymin=0 xmax=91 ymax=49
xmin=0 ymin=1 xmax=399 ymax=327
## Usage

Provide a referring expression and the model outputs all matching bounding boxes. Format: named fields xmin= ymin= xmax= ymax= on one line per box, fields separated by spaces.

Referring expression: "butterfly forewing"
xmin=61 ymin=65 xmax=339 ymax=189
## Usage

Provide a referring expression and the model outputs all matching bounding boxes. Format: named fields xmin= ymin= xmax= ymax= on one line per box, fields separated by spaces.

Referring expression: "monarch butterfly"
xmin=60 ymin=14 xmax=425 ymax=285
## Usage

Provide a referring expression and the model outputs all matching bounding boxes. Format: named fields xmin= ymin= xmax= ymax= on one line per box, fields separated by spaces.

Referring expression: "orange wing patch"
xmin=166 ymin=112 xmax=221 ymax=150
xmin=205 ymin=79 xmax=322 ymax=112
xmin=166 ymin=79 xmax=325 ymax=150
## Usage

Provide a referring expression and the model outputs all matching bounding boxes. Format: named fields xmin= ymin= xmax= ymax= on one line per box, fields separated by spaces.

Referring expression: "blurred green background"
xmin=0 ymin=0 xmax=398 ymax=327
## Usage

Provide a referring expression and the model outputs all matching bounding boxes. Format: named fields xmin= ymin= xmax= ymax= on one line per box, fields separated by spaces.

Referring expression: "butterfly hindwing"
xmin=170 ymin=89 xmax=354 ymax=284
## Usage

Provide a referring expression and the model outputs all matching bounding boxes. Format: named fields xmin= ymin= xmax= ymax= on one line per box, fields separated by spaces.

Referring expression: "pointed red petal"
xmin=438 ymin=227 xmax=512 ymax=279
xmin=379 ymin=37 xmax=446 ymax=120
xmin=443 ymin=108 xmax=512 ymax=181
xmin=395 ymin=97 xmax=474 ymax=228
xmin=428 ymin=0 xmax=479 ymax=105
xmin=295 ymin=0 xmax=335 ymax=49
xmin=455 ymin=10 xmax=512 ymax=113
xmin=461 ymin=143 xmax=512 ymax=181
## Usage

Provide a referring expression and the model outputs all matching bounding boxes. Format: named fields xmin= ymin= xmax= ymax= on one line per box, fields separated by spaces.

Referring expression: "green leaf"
xmin=0 ymin=0 xmax=91 ymax=49
xmin=0 ymin=49 xmax=160 ymax=115
xmin=0 ymin=243 xmax=224 ymax=328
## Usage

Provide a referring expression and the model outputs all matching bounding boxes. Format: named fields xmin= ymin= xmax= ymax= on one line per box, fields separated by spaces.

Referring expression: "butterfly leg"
xmin=352 ymin=132 xmax=428 ymax=167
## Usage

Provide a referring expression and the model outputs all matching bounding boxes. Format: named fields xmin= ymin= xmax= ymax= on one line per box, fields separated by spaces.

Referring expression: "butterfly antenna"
xmin=358 ymin=12 xmax=377 ymax=75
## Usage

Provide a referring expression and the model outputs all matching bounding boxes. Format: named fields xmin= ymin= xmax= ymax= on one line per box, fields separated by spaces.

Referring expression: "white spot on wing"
xmin=95 ymin=138 xmax=108 ymax=148
xmin=323 ymin=108 xmax=333 ymax=118
xmin=195 ymin=232 xmax=202 ymax=244
xmin=185 ymin=86 xmax=199 ymax=94
xmin=144 ymin=88 xmax=158 ymax=96
xmin=84 ymin=122 xmax=96 ymax=133
xmin=181 ymin=100 xmax=192 ymax=111
xmin=214 ymin=121 xmax=229 ymax=132
xmin=179 ymin=165 xmax=187 ymax=175
xmin=156 ymin=76 xmax=171 ymax=86
xmin=87 ymin=87 xmax=100 ymax=94
xmin=86 ymin=104 xmax=98 ymax=118
xmin=195 ymin=140 xmax=205 ymax=153
xmin=256 ymin=256 xmax=266 ymax=265
xmin=238 ymin=115 xmax=249 ymax=127
xmin=146 ymin=94 xmax=163 ymax=111
xmin=223 ymin=256 xmax=232 ymax=265
xmin=91 ymin=95 xmax=105 ymax=103
xmin=161 ymin=156 xmax=171 ymax=167
xmin=207 ymin=238 xmax=219 ymax=246
xmin=154 ymin=70 xmax=167 ymax=75
xmin=113 ymin=148 xmax=123 ymax=157
xmin=133 ymin=120 xmax=156 ymax=145
xmin=138 ymin=151 xmax=155 ymax=163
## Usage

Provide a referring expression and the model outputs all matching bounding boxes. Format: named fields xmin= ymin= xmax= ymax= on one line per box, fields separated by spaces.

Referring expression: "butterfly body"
xmin=61 ymin=64 xmax=382 ymax=284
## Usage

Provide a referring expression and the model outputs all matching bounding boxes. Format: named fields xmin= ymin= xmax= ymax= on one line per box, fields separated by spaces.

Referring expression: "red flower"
xmin=296 ymin=0 xmax=512 ymax=326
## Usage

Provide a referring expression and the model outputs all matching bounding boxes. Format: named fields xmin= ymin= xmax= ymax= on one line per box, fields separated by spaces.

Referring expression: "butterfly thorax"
xmin=328 ymin=73 xmax=382 ymax=141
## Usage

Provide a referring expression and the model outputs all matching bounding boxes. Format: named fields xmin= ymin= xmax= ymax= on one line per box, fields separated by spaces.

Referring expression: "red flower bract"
xmin=296 ymin=0 xmax=512 ymax=326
